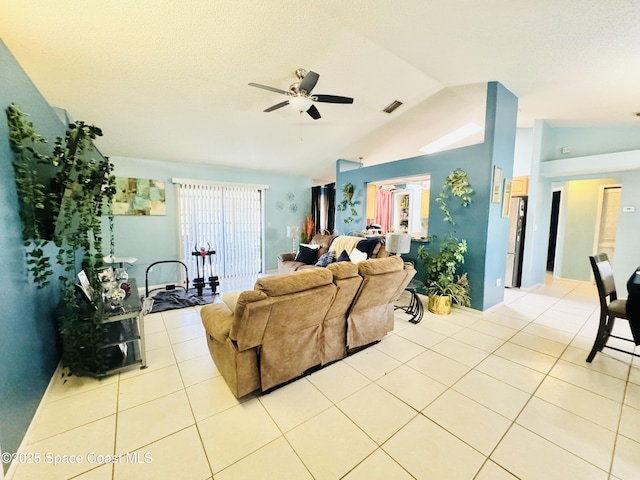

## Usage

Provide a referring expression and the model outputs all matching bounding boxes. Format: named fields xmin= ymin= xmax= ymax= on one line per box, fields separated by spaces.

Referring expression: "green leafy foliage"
xmin=336 ymin=182 xmax=358 ymax=224
xmin=417 ymin=235 xmax=471 ymax=307
xmin=435 ymin=168 xmax=473 ymax=225
xmin=6 ymin=103 xmax=117 ymax=375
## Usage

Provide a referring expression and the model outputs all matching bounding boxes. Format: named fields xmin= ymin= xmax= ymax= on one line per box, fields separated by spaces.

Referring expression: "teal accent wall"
xmin=336 ymin=82 xmax=518 ymax=311
xmin=107 ymin=155 xmax=312 ymax=286
xmin=0 ymin=40 xmax=65 ymax=471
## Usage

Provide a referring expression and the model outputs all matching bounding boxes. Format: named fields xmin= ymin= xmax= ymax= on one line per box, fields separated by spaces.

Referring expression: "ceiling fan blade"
xmin=307 ymin=104 xmax=321 ymax=120
xmin=264 ymin=100 xmax=290 ymax=112
xmin=299 ymin=71 xmax=319 ymax=93
xmin=248 ymin=82 xmax=289 ymax=96
xmin=314 ymin=94 xmax=354 ymax=104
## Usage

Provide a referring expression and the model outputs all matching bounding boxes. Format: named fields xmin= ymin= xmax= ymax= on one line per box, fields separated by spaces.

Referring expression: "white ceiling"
xmin=2 ymin=1 xmax=640 ymax=183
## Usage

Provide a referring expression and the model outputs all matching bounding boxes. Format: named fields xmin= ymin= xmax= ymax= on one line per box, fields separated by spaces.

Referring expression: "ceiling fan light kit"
xmin=249 ymin=68 xmax=353 ymax=120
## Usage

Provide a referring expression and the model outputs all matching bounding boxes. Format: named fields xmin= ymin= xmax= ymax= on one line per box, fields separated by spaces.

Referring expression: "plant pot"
xmin=428 ymin=294 xmax=451 ymax=315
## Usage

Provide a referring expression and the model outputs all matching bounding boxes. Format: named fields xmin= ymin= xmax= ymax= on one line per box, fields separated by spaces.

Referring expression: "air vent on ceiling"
xmin=382 ymin=100 xmax=403 ymax=114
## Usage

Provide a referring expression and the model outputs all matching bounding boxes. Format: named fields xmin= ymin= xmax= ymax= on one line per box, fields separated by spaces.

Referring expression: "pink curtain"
xmin=374 ymin=189 xmax=392 ymax=233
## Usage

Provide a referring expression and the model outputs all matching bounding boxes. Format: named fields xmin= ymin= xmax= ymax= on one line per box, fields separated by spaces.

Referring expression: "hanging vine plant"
xmin=6 ymin=103 xmax=117 ymax=375
xmin=336 ymin=182 xmax=358 ymax=224
xmin=435 ymin=168 xmax=473 ymax=226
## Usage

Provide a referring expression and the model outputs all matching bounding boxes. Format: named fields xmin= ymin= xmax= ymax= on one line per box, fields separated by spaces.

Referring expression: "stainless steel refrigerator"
xmin=505 ymin=196 xmax=527 ymax=288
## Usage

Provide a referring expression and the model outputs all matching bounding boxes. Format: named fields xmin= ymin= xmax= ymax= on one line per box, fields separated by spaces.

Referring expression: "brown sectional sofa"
xmin=200 ymin=256 xmax=415 ymax=397
xmin=277 ymin=234 xmax=389 ymax=274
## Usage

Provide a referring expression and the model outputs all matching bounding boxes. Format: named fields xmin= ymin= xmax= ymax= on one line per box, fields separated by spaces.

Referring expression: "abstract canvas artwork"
xmin=112 ymin=177 xmax=166 ymax=215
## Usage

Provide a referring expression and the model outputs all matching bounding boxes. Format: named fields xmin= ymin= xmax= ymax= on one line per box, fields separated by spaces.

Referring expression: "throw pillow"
xmin=350 ymin=249 xmax=368 ymax=264
xmin=295 ymin=244 xmax=320 ymax=265
xmin=336 ymin=250 xmax=351 ymax=262
xmin=315 ymin=251 xmax=336 ymax=267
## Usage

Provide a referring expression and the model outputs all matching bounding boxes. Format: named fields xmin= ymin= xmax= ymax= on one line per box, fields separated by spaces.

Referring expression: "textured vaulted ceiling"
xmin=2 ymin=1 xmax=640 ymax=182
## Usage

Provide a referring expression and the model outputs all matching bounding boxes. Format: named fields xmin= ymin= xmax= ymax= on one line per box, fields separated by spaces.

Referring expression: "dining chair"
xmin=586 ymin=253 xmax=639 ymax=362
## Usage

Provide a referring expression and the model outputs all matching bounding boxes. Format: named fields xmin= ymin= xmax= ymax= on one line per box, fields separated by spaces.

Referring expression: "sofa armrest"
xmin=278 ymin=252 xmax=297 ymax=263
xmin=201 ymin=303 xmax=234 ymax=344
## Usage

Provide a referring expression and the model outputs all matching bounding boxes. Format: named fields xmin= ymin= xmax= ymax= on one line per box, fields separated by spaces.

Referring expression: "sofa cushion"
xmin=355 ymin=237 xmax=381 ymax=258
xmin=336 ymin=250 xmax=351 ymax=262
xmin=255 ymin=268 xmax=333 ymax=297
xmin=350 ymin=249 xmax=368 ymax=264
xmin=295 ymin=244 xmax=320 ymax=265
xmin=315 ymin=251 xmax=336 ymax=267
xmin=326 ymin=260 xmax=359 ymax=279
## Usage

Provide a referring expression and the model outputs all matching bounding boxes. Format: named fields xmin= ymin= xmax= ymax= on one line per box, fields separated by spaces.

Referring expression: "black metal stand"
xmin=192 ymin=244 xmax=219 ymax=296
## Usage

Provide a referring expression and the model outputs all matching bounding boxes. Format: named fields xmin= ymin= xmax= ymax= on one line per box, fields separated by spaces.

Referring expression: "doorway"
xmin=594 ymin=186 xmax=621 ymax=262
xmin=546 ymin=190 xmax=561 ymax=272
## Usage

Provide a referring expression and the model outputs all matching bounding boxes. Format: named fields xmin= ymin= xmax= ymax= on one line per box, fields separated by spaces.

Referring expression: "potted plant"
xmin=418 ymin=235 xmax=470 ymax=314
xmin=7 ymin=103 xmax=117 ymax=374
xmin=417 ymin=168 xmax=473 ymax=314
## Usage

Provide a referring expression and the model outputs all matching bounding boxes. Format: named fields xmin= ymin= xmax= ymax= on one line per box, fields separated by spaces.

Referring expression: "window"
xmin=173 ymin=179 xmax=267 ymax=281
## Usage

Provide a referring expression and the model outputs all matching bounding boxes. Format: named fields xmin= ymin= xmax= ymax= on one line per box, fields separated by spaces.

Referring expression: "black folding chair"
xmin=586 ymin=253 xmax=639 ymax=362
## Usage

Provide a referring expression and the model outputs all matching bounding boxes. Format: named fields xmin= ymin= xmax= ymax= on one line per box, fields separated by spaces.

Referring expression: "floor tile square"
xmin=198 ymin=398 xmax=281 ymax=473
xmin=491 ymin=424 xmax=608 ymax=480
xmin=423 ymin=389 xmax=511 ymax=455
xmin=535 ymin=376 xmax=622 ymax=431
xmin=338 ymin=383 xmax=417 ymax=444
xmin=307 ymin=360 xmax=370 ymax=403
xmin=285 ymin=406 xmax=377 ymax=480
xmin=516 ymin=397 xmax=616 ymax=471
xmin=618 ymin=404 xmax=640 ymax=443
xmin=430 ymin=337 xmax=489 ymax=367
xmin=611 ymin=434 xmax=640 ymax=479
xmin=113 ymin=425 xmax=211 ymax=479
xmin=118 ymin=365 xmax=184 ymax=411
xmin=494 ymin=341 xmax=557 ymax=373
xmin=214 ymin=437 xmax=313 ymax=480
xmin=475 ymin=354 xmax=545 ymax=394
xmin=177 ymin=353 xmax=219 ymax=387
xmin=453 ymin=370 xmax=530 ymax=419
xmin=186 ymin=375 xmax=244 ymax=421
xmin=259 ymin=378 xmax=332 ymax=432
xmin=549 ymin=359 xmax=627 ymax=402
xmin=342 ymin=449 xmax=414 ymax=480
xmin=171 ymin=337 xmax=210 ymax=362
xmin=28 ymin=382 xmax=117 ymax=443
xmin=375 ymin=364 xmax=448 ymax=410
xmin=382 ymin=415 xmax=485 ymax=479
xmin=116 ymin=390 xmax=195 ymax=453
xmin=374 ymin=334 xmax=426 ymax=362
xmin=344 ymin=346 xmax=402 ymax=380
xmin=407 ymin=350 xmax=471 ymax=386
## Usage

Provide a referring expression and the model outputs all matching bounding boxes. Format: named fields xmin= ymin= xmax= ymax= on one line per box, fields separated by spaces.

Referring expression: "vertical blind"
xmin=174 ymin=179 xmax=266 ymax=280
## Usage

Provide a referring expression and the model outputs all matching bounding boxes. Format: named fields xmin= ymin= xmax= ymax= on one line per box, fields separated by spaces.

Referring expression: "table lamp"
xmin=385 ymin=233 xmax=411 ymax=256
xmin=287 ymin=226 xmax=301 ymax=252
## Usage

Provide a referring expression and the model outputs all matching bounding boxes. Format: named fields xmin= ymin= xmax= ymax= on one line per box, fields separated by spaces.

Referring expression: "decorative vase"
xmin=428 ymin=294 xmax=451 ymax=315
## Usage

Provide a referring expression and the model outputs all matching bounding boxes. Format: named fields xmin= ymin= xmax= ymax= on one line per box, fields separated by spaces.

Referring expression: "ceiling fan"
xmin=249 ymin=68 xmax=354 ymax=120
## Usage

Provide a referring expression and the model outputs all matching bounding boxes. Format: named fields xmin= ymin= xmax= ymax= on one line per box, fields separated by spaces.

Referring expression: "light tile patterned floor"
xmin=7 ymin=276 xmax=640 ymax=479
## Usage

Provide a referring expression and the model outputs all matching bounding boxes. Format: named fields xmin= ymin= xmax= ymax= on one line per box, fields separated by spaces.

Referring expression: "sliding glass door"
xmin=174 ymin=179 xmax=266 ymax=281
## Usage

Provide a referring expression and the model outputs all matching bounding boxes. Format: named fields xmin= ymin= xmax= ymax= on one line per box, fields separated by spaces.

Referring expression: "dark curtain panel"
xmin=311 ymin=184 xmax=336 ymax=234
xmin=326 ymin=183 xmax=336 ymax=234
xmin=311 ymin=186 xmax=321 ymax=235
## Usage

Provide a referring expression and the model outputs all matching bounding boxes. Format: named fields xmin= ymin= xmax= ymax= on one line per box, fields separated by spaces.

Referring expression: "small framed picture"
xmin=491 ymin=166 xmax=502 ymax=204
xmin=502 ymin=179 xmax=512 ymax=217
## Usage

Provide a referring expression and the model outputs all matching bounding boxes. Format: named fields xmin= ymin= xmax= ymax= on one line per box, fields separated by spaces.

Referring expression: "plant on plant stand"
xmin=417 ymin=168 xmax=473 ymax=314
xmin=7 ymin=103 xmax=117 ymax=375
xmin=336 ymin=182 xmax=358 ymax=224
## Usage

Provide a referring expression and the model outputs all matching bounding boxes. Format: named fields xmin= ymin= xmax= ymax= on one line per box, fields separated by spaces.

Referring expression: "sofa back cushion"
xmin=255 ymin=268 xmax=333 ymax=296
xmin=311 ymin=234 xmax=336 ymax=258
